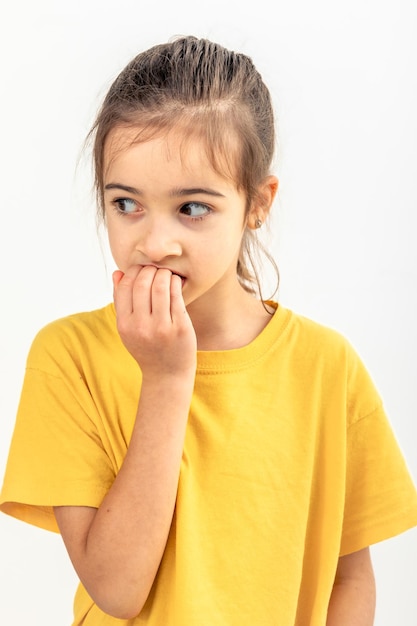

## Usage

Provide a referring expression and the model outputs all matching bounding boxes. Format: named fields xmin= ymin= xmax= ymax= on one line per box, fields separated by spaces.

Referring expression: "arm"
xmin=54 ymin=266 xmax=196 ymax=619
xmin=326 ymin=547 xmax=376 ymax=626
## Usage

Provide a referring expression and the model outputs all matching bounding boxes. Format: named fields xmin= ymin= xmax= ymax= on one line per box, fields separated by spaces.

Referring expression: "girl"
xmin=1 ymin=36 xmax=417 ymax=626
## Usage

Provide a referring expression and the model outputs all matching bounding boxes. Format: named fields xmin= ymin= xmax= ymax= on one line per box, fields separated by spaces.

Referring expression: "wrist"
xmin=140 ymin=370 xmax=195 ymax=395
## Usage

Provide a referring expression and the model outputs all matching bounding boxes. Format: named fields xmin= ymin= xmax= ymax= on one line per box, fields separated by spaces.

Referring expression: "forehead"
xmin=103 ymin=123 xmax=240 ymax=183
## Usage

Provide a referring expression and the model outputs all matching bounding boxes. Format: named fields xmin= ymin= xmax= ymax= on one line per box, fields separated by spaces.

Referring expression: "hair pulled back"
xmin=89 ymin=35 xmax=278 ymax=296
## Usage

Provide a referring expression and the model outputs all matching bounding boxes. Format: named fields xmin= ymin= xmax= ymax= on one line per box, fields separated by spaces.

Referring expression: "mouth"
xmin=142 ymin=265 xmax=185 ymax=284
xmin=173 ymin=273 xmax=186 ymax=287
xmin=164 ymin=269 xmax=186 ymax=287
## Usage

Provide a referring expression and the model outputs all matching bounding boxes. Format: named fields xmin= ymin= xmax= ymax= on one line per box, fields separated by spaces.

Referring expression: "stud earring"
xmin=254 ymin=218 xmax=263 ymax=229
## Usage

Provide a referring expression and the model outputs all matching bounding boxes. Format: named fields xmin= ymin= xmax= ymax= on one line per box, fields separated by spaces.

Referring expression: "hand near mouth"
xmin=112 ymin=265 xmax=197 ymax=378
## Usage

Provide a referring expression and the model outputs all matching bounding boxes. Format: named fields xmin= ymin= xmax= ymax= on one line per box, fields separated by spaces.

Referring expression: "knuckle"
xmin=153 ymin=323 xmax=171 ymax=340
xmin=153 ymin=281 xmax=168 ymax=295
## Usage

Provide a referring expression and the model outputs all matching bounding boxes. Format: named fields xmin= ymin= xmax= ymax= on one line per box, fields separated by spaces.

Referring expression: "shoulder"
xmin=284 ymin=305 xmax=370 ymax=367
xmin=27 ymin=303 xmax=120 ymax=371
xmin=38 ymin=302 xmax=115 ymax=333
xmin=276 ymin=309 xmax=379 ymax=404
xmin=279 ymin=305 xmax=353 ymax=360
xmin=277 ymin=305 xmax=382 ymax=416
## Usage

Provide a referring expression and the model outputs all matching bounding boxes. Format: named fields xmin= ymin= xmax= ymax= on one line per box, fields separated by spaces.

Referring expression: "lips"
xmin=143 ymin=265 xmax=185 ymax=280
xmin=174 ymin=274 xmax=186 ymax=287
xmin=168 ymin=270 xmax=186 ymax=287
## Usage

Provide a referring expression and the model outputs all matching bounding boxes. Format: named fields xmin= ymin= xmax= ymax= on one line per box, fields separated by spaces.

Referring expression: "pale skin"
xmin=54 ymin=127 xmax=375 ymax=622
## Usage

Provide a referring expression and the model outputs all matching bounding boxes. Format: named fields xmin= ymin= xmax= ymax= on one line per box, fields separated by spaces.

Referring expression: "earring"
xmin=254 ymin=218 xmax=263 ymax=229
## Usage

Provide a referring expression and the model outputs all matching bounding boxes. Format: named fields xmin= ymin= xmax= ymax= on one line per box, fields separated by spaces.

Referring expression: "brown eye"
xmin=114 ymin=198 xmax=137 ymax=213
xmin=180 ymin=202 xmax=211 ymax=218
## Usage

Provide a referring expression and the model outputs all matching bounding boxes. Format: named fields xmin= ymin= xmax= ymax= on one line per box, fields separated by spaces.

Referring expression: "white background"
xmin=0 ymin=1 xmax=416 ymax=624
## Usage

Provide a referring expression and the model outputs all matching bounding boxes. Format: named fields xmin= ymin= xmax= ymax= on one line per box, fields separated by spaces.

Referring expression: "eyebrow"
xmin=104 ymin=183 xmax=226 ymax=198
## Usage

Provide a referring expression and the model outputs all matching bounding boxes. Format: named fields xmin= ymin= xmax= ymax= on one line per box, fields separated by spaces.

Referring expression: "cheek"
xmin=195 ymin=235 xmax=241 ymax=273
xmin=106 ymin=226 xmax=129 ymax=264
xmin=106 ymin=229 xmax=119 ymax=254
xmin=106 ymin=217 xmax=130 ymax=246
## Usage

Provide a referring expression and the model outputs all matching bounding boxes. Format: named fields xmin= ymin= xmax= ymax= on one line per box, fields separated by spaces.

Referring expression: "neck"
xmin=187 ymin=286 xmax=273 ymax=351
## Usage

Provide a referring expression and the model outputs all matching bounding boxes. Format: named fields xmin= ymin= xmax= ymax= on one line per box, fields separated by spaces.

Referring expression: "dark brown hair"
xmin=88 ymin=35 xmax=278 ymax=297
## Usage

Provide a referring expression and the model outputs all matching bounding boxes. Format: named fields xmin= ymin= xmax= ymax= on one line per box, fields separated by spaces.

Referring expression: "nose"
xmin=136 ymin=217 xmax=182 ymax=264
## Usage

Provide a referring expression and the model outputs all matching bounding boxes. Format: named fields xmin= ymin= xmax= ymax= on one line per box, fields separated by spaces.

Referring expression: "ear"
xmin=247 ymin=175 xmax=279 ymax=230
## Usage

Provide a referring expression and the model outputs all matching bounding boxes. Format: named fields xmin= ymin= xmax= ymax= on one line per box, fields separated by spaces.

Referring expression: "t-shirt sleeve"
xmin=0 ymin=328 xmax=117 ymax=532
xmin=339 ymin=347 xmax=417 ymax=555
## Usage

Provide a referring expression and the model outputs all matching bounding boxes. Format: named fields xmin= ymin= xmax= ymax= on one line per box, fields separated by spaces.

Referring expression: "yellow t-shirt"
xmin=1 ymin=303 xmax=417 ymax=625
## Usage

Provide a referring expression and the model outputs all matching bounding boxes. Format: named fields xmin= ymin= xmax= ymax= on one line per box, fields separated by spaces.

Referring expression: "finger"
xmin=169 ymin=274 xmax=187 ymax=320
xmin=131 ymin=265 xmax=158 ymax=316
xmin=112 ymin=270 xmax=125 ymax=289
xmin=112 ymin=270 xmax=125 ymax=302
xmin=148 ymin=268 xmax=173 ymax=320
xmin=113 ymin=265 xmax=142 ymax=317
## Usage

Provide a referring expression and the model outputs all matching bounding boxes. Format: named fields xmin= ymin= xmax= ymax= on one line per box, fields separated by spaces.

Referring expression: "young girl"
xmin=1 ymin=36 xmax=416 ymax=626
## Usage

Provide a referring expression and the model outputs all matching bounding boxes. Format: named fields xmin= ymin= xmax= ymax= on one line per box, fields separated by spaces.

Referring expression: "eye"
xmin=113 ymin=198 xmax=138 ymax=214
xmin=180 ymin=202 xmax=212 ymax=220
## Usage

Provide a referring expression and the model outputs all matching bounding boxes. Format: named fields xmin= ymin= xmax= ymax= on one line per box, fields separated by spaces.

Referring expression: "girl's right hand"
xmin=112 ymin=265 xmax=197 ymax=378
xmin=56 ymin=265 xmax=197 ymax=619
